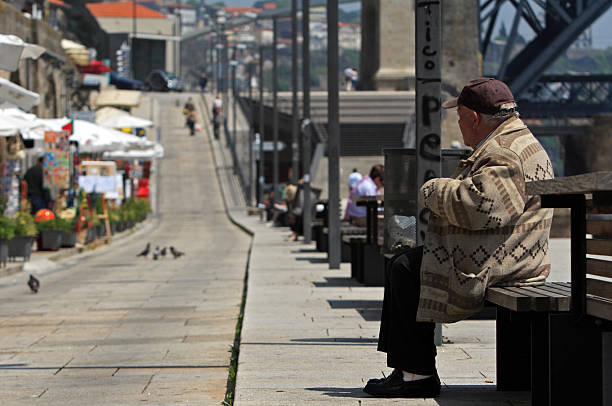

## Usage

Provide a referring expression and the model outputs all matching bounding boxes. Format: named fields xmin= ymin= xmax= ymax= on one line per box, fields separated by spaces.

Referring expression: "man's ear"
xmin=473 ymin=111 xmax=481 ymax=129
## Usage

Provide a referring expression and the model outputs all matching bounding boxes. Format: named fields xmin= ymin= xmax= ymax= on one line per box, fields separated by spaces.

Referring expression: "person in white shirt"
xmin=345 ymin=164 xmax=384 ymax=227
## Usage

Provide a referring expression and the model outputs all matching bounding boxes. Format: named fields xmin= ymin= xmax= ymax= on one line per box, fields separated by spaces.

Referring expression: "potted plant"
xmin=36 ymin=218 xmax=65 ymax=251
xmin=0 ymin=216 xmax=15 ymax=267
xmin=9 ymin=212 xmax=37 ymax=262
xmin=59 ymin=208 xmax=78 ymax=248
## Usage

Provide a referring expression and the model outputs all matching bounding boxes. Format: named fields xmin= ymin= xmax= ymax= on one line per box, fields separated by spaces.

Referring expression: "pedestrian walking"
xmin=212 ymin=94 xmax=223 ymax=139
xmin=199 ymin=73 xmax=208 ymax=93
xmin=183 ymin=97 xmax=196 ymax=136
xmin=343 ymin=66 xmax=354 ymax=91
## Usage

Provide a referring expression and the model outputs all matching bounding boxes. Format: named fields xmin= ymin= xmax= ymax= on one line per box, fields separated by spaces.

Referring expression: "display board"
xmin=43 ymin=131 xmax=70 ymax=189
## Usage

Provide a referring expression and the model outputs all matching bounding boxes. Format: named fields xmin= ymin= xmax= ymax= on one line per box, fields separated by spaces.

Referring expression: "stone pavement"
xmin=203 ymin=92 xmax=573 ymax=405
xmin=0 ymin=93 xmax=250 ymax=404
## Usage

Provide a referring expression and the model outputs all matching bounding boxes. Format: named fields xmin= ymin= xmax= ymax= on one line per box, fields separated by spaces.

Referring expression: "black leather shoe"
xmin=366 ymin=369 xmax=401 ymax=385
xmin=363 ymin=371 xmax=440 ymax=398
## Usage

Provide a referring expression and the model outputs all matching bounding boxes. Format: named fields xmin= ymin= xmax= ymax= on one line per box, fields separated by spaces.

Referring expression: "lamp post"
xmin=230 ymin=59 xmax=238 ymax=160
xmin=290 ymin=0 xmax=299 ymax=184
xmin=302 ymin=0 xmax=312 ymax=244
xmin=258 ymin=45 xmax=265 ymax=207
xmin=248 ymin=61 xmax=254 ymax=206
xmin=272 ymin=16 xmax=279 ymax=204
xmin=327 ymin=0 xmax=340 ymax=269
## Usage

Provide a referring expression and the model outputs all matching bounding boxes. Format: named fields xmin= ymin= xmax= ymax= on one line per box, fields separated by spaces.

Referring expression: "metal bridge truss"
xmin=479 ymin=0 xmax=612 ymax=98
xmin=517 ymin=74 xmax=612 ymax=117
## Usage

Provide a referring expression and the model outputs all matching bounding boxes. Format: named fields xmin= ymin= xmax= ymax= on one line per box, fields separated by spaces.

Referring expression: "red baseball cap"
xmin=442 ymin=77 xmax=515 ymax=115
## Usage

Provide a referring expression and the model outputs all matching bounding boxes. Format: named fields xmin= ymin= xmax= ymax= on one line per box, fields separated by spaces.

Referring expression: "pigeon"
xmin=160 ymin=247 xmax=167 ymax=258
xmin=27 ymin=275 xmax=40 ymax=293
xmin=137 ymin=243 xmax=150 ymax=258
xmin=170 ymin=246 xmax=185 ymax=259
xmin=153 ymin=246 xmax=160 ymax=261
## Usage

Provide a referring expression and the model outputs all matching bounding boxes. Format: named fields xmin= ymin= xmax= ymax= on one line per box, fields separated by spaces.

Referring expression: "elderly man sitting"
xmin=364 ymin=78 xmax=554 ymax=398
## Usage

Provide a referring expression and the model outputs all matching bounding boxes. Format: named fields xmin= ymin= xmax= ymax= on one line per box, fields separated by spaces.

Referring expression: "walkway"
xmin=0 ymin=92 xmax=250 ymax=404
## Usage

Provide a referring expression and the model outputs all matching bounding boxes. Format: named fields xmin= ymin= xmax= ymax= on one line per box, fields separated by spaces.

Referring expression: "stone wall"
xmin=0 ymin=0 xmax=74 ymax=118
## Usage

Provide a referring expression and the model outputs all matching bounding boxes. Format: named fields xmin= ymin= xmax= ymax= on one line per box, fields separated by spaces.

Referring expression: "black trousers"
xmin=377 ymin=246 xmax=437 ymax=375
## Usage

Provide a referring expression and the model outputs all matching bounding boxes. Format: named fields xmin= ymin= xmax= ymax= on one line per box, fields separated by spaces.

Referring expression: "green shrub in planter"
xmin=0 ymin=217 xmax=15 ymax=241
xmin=9 ymin=212 xmax=36 ymax=261
xmin=0 ymin=217 xmax=14 ymax=267
xmin=37 ymin=218 xmax=72 ymax=233
xmin=13 ymin=212 xmax=37 ymax=237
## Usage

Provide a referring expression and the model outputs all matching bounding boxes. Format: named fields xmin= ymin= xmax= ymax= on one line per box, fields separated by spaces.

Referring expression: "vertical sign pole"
xmin=415 ymin=1 xmax=442 ymax=345
xmin=273 ymin=17 xmax=280 ymax=204
xmin=327 ymin=0 xmax=340 ymax=269
xmin=291 ymin=0 xmax=299 ymax=184
xmin=302 ymin=0 xmax=312 ymax=244
xmin=258 ymin=46 xmax=265 ymax=208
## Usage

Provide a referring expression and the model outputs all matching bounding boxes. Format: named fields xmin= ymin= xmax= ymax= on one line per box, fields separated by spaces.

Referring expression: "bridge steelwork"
xmin=518 ymin=74 xmax=612 ymax=118
xmin=480 ymin=0 xmax=612 ymax=115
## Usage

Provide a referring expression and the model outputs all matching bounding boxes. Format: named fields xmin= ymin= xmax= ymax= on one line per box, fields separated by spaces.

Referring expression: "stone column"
xmin=441 ymin=0 xmax=479 ymax=148
xmin=374 ymin=0 xmax=415 ymax=91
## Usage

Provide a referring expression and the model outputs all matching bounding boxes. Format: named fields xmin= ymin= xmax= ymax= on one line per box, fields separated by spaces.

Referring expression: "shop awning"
xmin=94 ymin=89 xmax=141 ymax=108
xmin=0 ymin=78 xmax=40 ymax=111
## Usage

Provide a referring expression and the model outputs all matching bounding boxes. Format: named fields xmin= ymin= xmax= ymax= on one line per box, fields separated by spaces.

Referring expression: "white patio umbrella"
xmin=38 ymin=119 xmax=153 ymax=153
xmin=0 ymin=108 xmax=48 ymax=137
xmin=98 ymin=114 xmax=154 ymax=129
xmin=0 ymin=34 xmax=45 ymax=72
xmin=0 ymin=77 xmax=40 ymax=111
xmin=102 ymin=143 xmax=164 ymax=160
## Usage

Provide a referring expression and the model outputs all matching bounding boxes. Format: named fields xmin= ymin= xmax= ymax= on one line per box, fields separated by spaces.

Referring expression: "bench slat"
xmin=519 ymin=285 xmax=567 ymax=298
xmin=486 ymin=283 xmax=571 ymax=312
xmin=587 ymin=278 xmax=612 ymax=300
xmin=551 ymin=281 xmax=571 ymax=290
xmin=587 ymin=297 xmax=612 ymax=322
xmin=536 ymin=284 xmax=573 ymax=296
xmin=504 ymin=286 xmax=569 ymax=311
xmin=587 ymin=258 xmax=612 ymax=278
xmin=587 ymin=239 xmax=612 ymax=256
xmin=486 ymin=287 xmax=530 ymax=312
xmin=587 ymin=219 xmax=612 ymax=236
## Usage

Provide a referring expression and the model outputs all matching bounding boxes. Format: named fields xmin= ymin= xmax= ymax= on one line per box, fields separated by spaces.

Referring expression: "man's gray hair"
xmin=480 ymin=102 xmax=519 ymax=124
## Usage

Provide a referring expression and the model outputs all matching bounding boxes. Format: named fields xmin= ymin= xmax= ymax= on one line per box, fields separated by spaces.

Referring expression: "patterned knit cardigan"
xmin=416 ymin=116 xmax=554 ymax=323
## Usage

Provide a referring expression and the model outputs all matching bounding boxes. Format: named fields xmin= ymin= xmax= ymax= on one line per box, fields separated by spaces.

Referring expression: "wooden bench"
xmin=484 ymin=172 xmax=612 ymax=406
xmin=321 ymin=223 xmax=366 ymax=262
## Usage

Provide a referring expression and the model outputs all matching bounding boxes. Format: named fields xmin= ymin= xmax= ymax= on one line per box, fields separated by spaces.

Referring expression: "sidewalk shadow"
xmin=290 ymin=248 xmax=318 ymax=254
xmin=291 ymin=337 xmax=377 ymax=344
xmin=306 ymin=385 xmax=527 ymax=403
xmin=295 ymin=256 xmax=328 ymax=264
xmin=305 ymin=387 xmax=366 ymax=398
xmin=312 ymin=277 xmax=361 ymax=287
xmin=328 ymin=299 xmax=383 ymax=322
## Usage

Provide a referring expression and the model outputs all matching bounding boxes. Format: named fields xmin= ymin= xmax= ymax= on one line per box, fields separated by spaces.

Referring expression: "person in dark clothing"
xmin=199 ymin=73 xmax=208 ymax=92
xmin=24 ymin=157 xmax=45 ymax=214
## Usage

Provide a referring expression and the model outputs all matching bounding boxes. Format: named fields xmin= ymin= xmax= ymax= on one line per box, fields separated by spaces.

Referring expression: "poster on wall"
xmin=43 ymin=131 xmax=70 ymax=189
